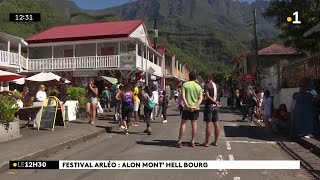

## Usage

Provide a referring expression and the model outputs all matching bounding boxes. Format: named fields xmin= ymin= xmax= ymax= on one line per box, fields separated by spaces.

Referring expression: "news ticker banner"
xmin=10 ymin=160 xmax=300 ymax=170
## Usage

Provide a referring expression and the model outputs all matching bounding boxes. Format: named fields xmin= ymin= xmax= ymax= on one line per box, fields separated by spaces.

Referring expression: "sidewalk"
xmin=0 ymin=111 xmax=118 ymax=173
xmin=251 ymin=116 xmax=320 ymax=157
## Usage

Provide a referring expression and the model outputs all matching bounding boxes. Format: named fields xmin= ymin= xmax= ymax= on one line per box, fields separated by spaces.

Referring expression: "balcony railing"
xmin=28 ymin=55 xmax=120 ymax=71
xmin=0 ymin=50 xmax=27 ymax=69
xmin=136 ymin=55 xmax=163 ymax=76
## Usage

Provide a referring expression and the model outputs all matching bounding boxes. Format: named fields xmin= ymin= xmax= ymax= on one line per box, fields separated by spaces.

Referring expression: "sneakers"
xmin=144 ymin=128 xmax=151 ymax=135
xmin=162 ymin=120 xmax=168 ymax=123
xmin=133 ymin=122 xmax=139 ymax=127
xmin=124 ymin=129 xmax=129 ymax=135
xmin=160 ymin=115 xmax=163 ymax=118
xmin=177 ymin=141 xmax=182 ymax=148
xmin=120 ymin=126 xmax=126 ymax=129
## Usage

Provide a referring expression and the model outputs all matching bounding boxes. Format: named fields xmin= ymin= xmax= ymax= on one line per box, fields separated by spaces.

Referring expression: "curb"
xmin=252 ymin=119 xmax=320 ymax=156
xmin=295 ymin=137 xmax=320 ymax=157
xmin=0 ymin=128 xmax=110 ymax=173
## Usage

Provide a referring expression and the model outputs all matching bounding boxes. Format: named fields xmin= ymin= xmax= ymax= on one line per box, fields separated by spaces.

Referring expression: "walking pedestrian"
xmin=86 ymin=79 xmax=98 ymax=125
xmin=174 ymin=89 xmax=179 ymax=102
xmin=119 ymin=83 xmax=134 ymax=135
xmin=178 ymin=89 xmax=185 ymax=115
xmin=157 ymin=91 xmax=164 ymax=118
xmin=202 ymin=75 xmax=221 ymax=147
xmin=262 ymin=90 xmax=272 ymax=134
xmin=143 ymin=86 xmax=155 ymax=135
xmin=115 ymin=85 xmax=125 ymax=129
xmin=161 ymin=91 xmax=169 ymax=123
xmin=102 ymin=87 xmax=112 ymax=112
xmin=177 ymin=71 xmax=203 ymax=148
xmin=151 ymin=86 xmax=159 ymax=120
xmin=133 ymin=84 xmax=140 ymax=126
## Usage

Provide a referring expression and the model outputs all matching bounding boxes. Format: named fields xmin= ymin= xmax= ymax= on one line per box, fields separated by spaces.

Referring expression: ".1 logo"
xmin=287 ymin=11 xmax=301 ymax=24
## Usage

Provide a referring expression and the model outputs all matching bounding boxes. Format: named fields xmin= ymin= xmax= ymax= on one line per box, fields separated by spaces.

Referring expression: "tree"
xmin=263 ymin=0 xmax=320 ymax=53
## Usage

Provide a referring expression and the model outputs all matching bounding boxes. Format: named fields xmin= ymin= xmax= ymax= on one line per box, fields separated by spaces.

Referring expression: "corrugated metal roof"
xmin=26 ymin=20 xmax=144 ymax=44
xmin=258 ymin=43 xmax=298 ymax=55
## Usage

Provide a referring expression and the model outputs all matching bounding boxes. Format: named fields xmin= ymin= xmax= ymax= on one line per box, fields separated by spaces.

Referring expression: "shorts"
xmin=116 ymin=102 xmax=122 ymax=110
xmin=122 ymin=105 xmax=133 ymax=121
xmin=134 ymin=102 xmax=140 ymax=112
xmin=203 ymin=105 xmax=219 ymax=122
xmin=181 ymin=110 xmax=199 ymax=120
xmin=87 ymin=97 xmax=98 ymax=103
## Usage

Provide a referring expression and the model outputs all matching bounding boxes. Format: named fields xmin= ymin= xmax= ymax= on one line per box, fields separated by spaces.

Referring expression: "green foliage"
xmin=263 ymin=0 xmax=320 ymax=52
xmin=0 ymin=95 xmax=19 ymax=124
xmin=0 ymin=0 xmax=67 ymax=38
xmin=67 ymin=86 xmax=86 ymax=108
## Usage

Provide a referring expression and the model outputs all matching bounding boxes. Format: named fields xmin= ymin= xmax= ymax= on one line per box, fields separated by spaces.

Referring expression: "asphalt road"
xmin=1 ymin=106 xmax=320 ymax=180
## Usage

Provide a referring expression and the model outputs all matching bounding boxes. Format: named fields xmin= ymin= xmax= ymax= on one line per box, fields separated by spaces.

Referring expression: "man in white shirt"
xmin=151 ymin=86 xmax=159 ymax=120
xmin=36 ymin=84 xmax=47 ymax=102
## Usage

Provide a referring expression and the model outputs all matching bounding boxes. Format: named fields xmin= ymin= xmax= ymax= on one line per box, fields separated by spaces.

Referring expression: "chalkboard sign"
xmin=38 ymin=97 xmax=65 ymax=131
xmin=39 ymin=106 xmax=56 ymax=130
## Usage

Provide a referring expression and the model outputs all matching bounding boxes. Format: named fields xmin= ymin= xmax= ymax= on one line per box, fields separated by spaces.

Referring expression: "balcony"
xmin=0 ymin=50 xmax=27 ymax=69
xmin=136 ymin=55 xmax=163 ymax=76
xmin=28 ymin=55 xmax=119 ymax=71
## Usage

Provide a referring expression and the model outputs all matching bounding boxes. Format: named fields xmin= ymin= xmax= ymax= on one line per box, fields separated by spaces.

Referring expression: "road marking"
xmin=229 ymin=154 xmax=234 ymax=161
xmin=216 ymin=155 xmax=228 ymax=176
xmin=226 ymin=141 xmax=231 ymax=150
xmin=234 ymin=177 xmax=241 ymax=180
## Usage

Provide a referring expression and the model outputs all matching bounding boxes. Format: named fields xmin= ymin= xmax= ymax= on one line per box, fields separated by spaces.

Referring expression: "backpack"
xmin=145 ymin=94 xmax=156 ymax=109
xmin=122 ymin=92 xmax=133 ymax=106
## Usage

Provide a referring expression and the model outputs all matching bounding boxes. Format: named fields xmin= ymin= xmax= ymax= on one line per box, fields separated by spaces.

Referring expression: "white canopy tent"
xmin=26 ymin=72 xmax=70 ymax=83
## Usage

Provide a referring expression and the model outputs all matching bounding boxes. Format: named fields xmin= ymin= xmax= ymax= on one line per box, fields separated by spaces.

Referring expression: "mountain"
xmin=1 ymin=0 xmax=277 ymax=75
xmin=78 ymin=0 xmax=277 ymax=73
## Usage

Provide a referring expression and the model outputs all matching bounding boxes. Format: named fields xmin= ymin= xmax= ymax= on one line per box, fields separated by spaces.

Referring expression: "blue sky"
xmin=73 ymin=0 xmax=259 ymax=10
xmin=73 ymin=0 xmax=134 ymax=10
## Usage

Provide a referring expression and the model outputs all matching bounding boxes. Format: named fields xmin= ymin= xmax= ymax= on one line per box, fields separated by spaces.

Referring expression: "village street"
xmin=1 ymin=105 xmax=319 ymax=180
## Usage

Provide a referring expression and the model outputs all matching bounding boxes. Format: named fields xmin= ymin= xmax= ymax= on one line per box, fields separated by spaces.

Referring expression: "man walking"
xmin=177 ymin=71 xmax=203 ymax=148
xmin=202 ymin=75 xmax=221 ymax=147
xmin=102 ymin=87 xmax=111 ymax=112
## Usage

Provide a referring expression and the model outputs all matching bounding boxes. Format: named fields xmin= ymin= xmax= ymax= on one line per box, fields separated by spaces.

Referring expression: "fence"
xmin=280 ymin=56 xmax=320 ymax=88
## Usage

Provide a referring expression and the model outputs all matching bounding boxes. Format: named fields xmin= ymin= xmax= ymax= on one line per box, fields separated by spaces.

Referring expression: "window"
xmin=64 ymin=49 xmax=73 ymax=57
xmin=101 ymin=47 xmax=115 ymax=56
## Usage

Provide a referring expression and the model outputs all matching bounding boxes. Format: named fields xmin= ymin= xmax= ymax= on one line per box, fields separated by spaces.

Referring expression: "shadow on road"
xmin=136 ymin=140 xmax=202 ymax=148
xmin=223 ymin=125 xmax=292 ymax=142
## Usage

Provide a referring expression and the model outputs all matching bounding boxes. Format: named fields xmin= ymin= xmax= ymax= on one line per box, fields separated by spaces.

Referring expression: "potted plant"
xmin=67 ymin=86 xmax=87 ymax=118
xmin=0 ymin=94 xmax=21 ymax=142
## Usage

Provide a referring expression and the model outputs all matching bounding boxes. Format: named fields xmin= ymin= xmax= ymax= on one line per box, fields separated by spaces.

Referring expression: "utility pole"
xmin=154 ymin=19 xmax=158 ymax=49
xmin=253 ymin=7 xmax=260 ymax=86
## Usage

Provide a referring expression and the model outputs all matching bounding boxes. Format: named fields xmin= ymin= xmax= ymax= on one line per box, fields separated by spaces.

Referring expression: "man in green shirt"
xmin=177 ymin=71 xmax=203 ymax=148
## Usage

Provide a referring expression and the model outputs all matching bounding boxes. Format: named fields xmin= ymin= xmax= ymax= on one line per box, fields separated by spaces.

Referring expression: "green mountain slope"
xmin=82 ymin=0 xmax=277 ymax=73
xmin=0 ymin=0 xmax=278 ymax=75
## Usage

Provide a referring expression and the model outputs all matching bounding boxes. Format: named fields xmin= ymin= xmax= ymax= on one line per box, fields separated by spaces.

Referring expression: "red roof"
xmin=258 ymin=44 xmax=298 ymax=55
xmin=26 ymin=20 xmax=144 ymax=44
xmin=156 ymin=45 xmax=175 ymax=57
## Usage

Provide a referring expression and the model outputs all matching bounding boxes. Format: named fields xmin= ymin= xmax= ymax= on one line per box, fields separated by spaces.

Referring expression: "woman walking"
xmin=143 ymin=86 xmax=154 ymax=135
xmin=119 ymin=83 xmax=134 ymax=135
xmin=86 ymin=79 xmax=99 ymax=125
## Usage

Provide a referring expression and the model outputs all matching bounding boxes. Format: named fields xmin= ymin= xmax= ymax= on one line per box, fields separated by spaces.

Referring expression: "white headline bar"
xmin=59 ymin=160 xmax=300 ymax=170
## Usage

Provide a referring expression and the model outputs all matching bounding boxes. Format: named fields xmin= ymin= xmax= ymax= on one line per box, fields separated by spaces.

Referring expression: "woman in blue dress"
xmin=291 ymin=77 xmax=317 ymax=137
